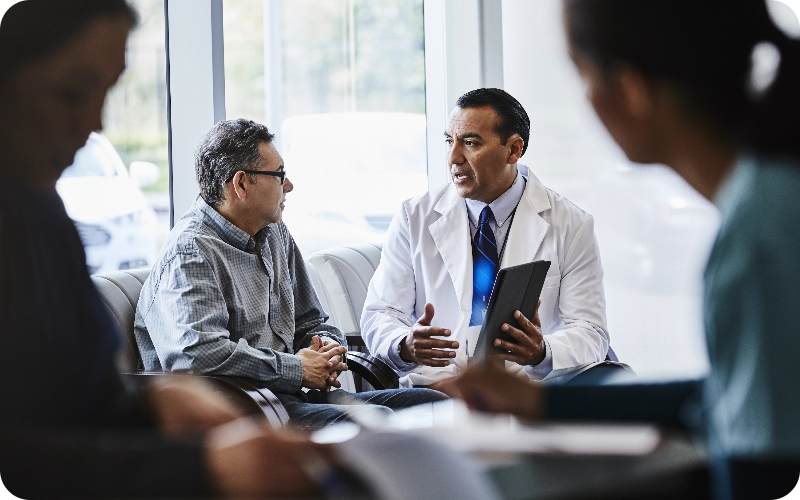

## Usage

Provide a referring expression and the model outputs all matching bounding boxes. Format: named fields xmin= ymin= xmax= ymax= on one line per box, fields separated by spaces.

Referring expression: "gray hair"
xmin=194 ymin=119 xmax=275 ymax=206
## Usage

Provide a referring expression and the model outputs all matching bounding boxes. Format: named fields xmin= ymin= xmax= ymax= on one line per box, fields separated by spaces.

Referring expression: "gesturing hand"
xmin=492 ymin=299 xmax=546 ymax=366
xmin=399 ymin=303 xmax=459 ymax=367
xmin=298 ymin=337 xmax=347 ymax=390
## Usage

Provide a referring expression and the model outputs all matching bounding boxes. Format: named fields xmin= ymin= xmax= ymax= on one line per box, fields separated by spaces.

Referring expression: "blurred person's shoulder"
xmin=749 ymin=155 xmax=800 ymax=235
xmin=723 ymin=155 xmax=800 ymax=254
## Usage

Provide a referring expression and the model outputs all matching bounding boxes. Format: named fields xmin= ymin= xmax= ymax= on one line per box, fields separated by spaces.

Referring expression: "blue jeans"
xmin=276 ymin=388 xmax=448 ymax=429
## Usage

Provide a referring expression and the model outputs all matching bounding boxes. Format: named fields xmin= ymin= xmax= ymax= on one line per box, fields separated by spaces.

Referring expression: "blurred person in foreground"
xmin=0 ymin=1 xmax=327 ymax=497
xmin=439 ymin=1 xmax=800 ymax=499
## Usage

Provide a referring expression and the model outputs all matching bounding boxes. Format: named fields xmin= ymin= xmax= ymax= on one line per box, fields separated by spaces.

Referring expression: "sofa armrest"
xmin=346 ymin=352 xmax=400 ymax=390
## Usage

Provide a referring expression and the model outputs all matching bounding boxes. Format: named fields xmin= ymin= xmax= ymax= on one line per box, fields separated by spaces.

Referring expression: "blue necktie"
xmin=470 ymin=206 xmax=499 ymax=326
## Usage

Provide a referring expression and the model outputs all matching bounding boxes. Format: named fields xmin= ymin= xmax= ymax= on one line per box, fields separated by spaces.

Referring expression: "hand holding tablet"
xmin=473 ymin=261 xmax=551 ymax=364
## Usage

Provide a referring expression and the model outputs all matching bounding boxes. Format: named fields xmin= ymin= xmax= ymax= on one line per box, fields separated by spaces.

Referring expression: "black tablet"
xmin=473 ymin=260 xmax=551 ymax=361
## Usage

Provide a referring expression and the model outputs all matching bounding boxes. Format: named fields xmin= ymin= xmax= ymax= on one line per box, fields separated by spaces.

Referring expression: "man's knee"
xmin=376 ymin=387 xmax=449 ymax=408
xmin=410 ymin=388 xmax=449 ymax=403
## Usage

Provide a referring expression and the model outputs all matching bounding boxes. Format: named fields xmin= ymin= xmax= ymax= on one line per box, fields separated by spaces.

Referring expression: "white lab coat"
xmin=362 ymin=165 xmax=610 ymax=386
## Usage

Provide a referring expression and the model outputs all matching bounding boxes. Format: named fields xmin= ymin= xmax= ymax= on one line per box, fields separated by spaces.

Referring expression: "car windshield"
xmin=61 ymin=139 xmax=120 ymax=178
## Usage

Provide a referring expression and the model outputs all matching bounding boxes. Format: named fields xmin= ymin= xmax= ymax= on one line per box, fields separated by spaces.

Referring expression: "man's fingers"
xmin=326 ymin=354 xmax=339 ymax=368
xmin=501 ymin=322 xmax=537 ymax=348
xmin=412 ymin=325 xmax=451 ymax=338
xmin=493 ymin=338 xmax=531 ymax=356
xmin=532 ymin=300 xmax=542 ymax=328
xmin=319 ymin=341 xmax=341 ymax=353
xmin=329 ymin=361 xmax=348 ymax=373
xmin=415 ymin=338 xmax=459 ymax=350
xmin=414 ymin=348 xmax=457 ymax=359
xmin=418 ymin=357 xmax=452 ymax=367
xmin=417 ymin=302 xmax=436 ymax=326
xmin=512 ymin=311 xmax=543 ymax=340
xmin=323 ymin=346 xmax=347 ymax=358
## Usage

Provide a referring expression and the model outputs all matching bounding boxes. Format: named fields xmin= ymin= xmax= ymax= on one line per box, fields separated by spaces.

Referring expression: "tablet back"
xmin=473 ymin=260 xmax=551 ymax=361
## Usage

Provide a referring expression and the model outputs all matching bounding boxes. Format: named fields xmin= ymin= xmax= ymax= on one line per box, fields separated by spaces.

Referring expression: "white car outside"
xmin=56 ymin=132 xmax=160 ymax=275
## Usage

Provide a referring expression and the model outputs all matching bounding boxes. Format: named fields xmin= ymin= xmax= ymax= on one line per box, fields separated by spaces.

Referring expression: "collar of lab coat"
xmin=428 ymin=164 xmax=552 ymax=317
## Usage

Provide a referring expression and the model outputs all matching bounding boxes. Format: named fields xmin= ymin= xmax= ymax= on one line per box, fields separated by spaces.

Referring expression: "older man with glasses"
xmin=134 ymin=119 xmax=446 ymax=430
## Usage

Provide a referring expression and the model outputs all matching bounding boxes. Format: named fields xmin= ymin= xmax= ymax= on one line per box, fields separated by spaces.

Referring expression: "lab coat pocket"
xmin=538 ymin=275 xmax=561 ymax=332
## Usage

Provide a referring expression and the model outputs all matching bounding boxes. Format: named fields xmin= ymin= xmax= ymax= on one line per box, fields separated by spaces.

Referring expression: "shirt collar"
xmin=194 ymin=195 xmax=259 ymax=252
xmin=465 ymin=165 xmax=527 ymax=226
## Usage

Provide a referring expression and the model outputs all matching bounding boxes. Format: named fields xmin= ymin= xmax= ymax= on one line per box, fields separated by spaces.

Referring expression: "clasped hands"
xmin=399 ymin=300 xmax=546 ymax=367
xmin=297 ymin=335 xmax=348 ymax=391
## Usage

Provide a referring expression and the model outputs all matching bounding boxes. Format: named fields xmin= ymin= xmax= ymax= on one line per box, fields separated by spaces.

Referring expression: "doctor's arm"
xmin=544 ymin=215 xmax=610 ymax=374
xmin=361 ymin=205 xmax=457 ymax=371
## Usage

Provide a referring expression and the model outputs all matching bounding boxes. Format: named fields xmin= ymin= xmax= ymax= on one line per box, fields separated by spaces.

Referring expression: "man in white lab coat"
xmin=361 ymin=88 xmax=611 ymax=387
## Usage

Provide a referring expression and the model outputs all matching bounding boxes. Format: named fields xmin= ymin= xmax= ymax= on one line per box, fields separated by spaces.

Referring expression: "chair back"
xmin=91 ymin=268 xmax=151 ymax=371
xmin=305 ymin=242 xmax=382 ymax=340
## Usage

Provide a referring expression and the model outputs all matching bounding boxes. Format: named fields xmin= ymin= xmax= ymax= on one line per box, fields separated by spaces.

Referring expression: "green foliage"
xmin=224 ymin=0 xmax=426 ymax=123
xmin=282 ymin=0 xmax=425 ymax=116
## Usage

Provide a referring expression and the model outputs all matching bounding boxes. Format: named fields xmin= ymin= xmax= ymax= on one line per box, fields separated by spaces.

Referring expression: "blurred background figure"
xmin=441 ymin=0 xmax=800 ymax=499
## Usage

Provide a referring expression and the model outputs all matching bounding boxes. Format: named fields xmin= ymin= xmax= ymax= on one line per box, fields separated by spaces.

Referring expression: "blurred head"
xmin=564 ymin=0 xmax=800 ymax=160
xmin=0 ymin=0 xmax=137 ymax=188
xmin=195 ymin=119 xmax=293 ymax=231
xmin=446 ymin=89 xmax=528 ymax=203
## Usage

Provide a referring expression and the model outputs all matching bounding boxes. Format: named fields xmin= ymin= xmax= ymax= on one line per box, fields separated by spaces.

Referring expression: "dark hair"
xmin=195 ymin=119 xmax=276 ymax=206
xmin=0 ymin=0 xmax=138 ymax=88
xmin=456 ymin=88 xmax=531 ymax=156
xmin=564 ymin=0 xmax=800 ymax=156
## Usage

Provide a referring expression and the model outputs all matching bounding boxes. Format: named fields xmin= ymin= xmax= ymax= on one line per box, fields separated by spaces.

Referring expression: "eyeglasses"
xmin=227 ymin=168 xmax=286 ymax=185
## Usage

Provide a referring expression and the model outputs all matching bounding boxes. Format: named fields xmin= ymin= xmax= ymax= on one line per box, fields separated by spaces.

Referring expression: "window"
xmin=223 ymin=0 xmax=428 ymax=255
xmin=57 ymin=0 xmax=170 ymax=275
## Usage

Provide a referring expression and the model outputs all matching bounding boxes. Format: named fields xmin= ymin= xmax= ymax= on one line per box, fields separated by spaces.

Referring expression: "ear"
xmin=506 ymin=134 xmax=525 ymax=164
xmin=616 ymin=67 xmax=654 ymax=120
xmin=230 ymin=171 xmax=249 ymax=201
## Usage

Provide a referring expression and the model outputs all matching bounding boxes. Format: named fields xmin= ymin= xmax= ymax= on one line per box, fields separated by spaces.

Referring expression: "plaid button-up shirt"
xmin=134 ymin=196 xmax=345 ymax=394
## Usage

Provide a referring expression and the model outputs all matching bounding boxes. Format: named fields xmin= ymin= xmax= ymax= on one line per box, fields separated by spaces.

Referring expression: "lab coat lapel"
xmin=501 ymin=169 xmax=551 ymax=268
xmin=429 ymin=185 xmax=472 ymax=315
